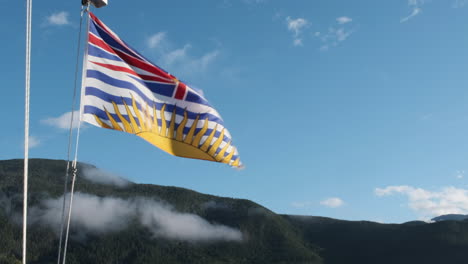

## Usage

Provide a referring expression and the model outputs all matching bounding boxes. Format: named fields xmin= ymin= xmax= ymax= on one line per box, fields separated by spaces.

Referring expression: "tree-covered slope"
xmin=0 ymin=159 xmax=321 ymax=264
xmin=2 ymin=159 xmax=468 ymax=264
xmin=284 ymin=215 xmax=468 ymax=264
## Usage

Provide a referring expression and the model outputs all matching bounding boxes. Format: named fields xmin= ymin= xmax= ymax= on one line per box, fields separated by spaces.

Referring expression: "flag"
xmin=81 ymin=12 xmax=241 ymax=168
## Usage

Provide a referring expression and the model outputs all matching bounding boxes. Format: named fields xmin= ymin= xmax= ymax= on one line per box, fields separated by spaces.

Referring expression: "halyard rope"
xmin=57 ymin=4 xmax=89 ymax=264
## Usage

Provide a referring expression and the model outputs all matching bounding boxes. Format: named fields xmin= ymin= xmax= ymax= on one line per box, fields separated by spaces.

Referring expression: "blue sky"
xmin=3 ymin=0 xmax=468 ymax=223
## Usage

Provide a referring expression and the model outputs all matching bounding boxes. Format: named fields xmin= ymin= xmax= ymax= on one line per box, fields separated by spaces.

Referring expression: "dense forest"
xmin=1 ymin=159 xmax=468 ymax=264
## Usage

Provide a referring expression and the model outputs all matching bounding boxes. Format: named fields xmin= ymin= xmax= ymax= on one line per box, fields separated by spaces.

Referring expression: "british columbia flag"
xmin=81 ymin=12 xmax=242 ymax=168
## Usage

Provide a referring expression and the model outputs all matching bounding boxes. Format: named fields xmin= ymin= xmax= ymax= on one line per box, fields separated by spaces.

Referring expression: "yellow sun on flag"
xmin=92 ymin=95 xmax=241 ymax=167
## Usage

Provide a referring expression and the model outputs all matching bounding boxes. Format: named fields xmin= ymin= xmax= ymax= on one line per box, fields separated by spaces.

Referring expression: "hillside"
xmin=432 ymin=214 xmax=468 ymax=222
xmin=0 ymin=159 xmax=321 ymax=264
xmin=1 ymin=159 xmax=468 ymax=264
xmin=285 ymin=215 xmax=468 ymax=264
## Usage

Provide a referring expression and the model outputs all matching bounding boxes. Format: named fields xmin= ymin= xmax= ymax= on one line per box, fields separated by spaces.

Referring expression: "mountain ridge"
xmin=1 ymin=159 xmax=468 ymax=264
xmin=431 ymin=214 xmax=468 ymax=222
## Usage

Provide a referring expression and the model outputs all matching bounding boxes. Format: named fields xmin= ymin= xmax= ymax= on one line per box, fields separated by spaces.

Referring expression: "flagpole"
xmin=60 ymin=3 xmax=91 ymax=264
xmin=59 ymin=2 xmax=107 ymax=264
xmin=23 ymin=0 xmax=33 ymax=263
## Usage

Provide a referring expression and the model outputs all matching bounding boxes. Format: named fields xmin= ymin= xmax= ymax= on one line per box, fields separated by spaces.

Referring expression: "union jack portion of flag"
xmin=80 ymin=12 xmax=241 ymax=168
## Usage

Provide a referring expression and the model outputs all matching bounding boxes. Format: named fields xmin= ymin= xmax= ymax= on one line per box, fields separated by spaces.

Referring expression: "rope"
xmin=23 ymin=0 xmax=32 ymax=263
xmin=62 ymin=94 xmax=85 ymax=264
xmin=55 ymin=5 xmax=87 ymax=264
xmin=61 ymin=5 xmax=89 ymax=264
xmin=61 ymin=165 xmax=77 ymax=264
xmin=56 ymin=161 xmax=70 ymax=264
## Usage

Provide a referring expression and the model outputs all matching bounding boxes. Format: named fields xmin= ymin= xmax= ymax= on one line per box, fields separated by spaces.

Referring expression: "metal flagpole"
xmin=23 ymin=0 xmax=33 ymax=263
xmin=61 ymin=6 xmax=89 ymax=264
xmin=60 ymin=2 xmax=107 ymax=264
xmin=56 ymin=4 xmax=88 ymax=264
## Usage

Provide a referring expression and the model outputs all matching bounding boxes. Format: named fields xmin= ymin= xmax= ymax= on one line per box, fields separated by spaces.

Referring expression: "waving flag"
xmin=81 ymin=12 xmax=241 ymax=168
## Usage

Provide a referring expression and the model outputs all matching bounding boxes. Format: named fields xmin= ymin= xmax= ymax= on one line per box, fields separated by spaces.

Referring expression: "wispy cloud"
xmin=164 ymin=44 xmax=191 ymax=65
xmin=29 ymin=192 xmax=243 ymax=242
xmin=320 ymin=197 xmax=344 ymax=208
xmin=315 ymin=17 xmax=355 ymax=51
xmin=335 ymin=28 xmax=353 ymax=42
xmin=41 ymin=111 xmax=80 ymax=130
xmin=293 ymin=39 xmax=303 ymax=46
xmin=286 ymin=17 xmax=308 ymax=46
xmin=27 ymin=135 xmax=41 ymax=149
xmin=401 ymin=0 xmax=467 ymax=21
xmin=400 ymin=7 xmax=422 ymax=23
xmin=21 ymin=135 xmax=41 ymax=149
xmin=408 ymin=0 xmax=429 ymax=8
xmin=287 ymin=17 xmax=308 ymax=36
xmin=456 ymin=170 xmax=465 ymax=179
xmin=147 ymin=32 xmax=166 ymax=49
xmin=0 ymin=192 xmax=13 ymax=216
xmin=375 ymin=185 xmax=468 ymax=220
xmin=81 ymin=167 xmax=131 ymax=187
xmin=336 ymin=16 xmax=353 ymax=24
xmin=45 ymin=11 xmax=70 ymax=26
xmin=400 ymin=0 xmax=428 ymax=23
xmin=146 ymin=32 xmax=219 ymax=76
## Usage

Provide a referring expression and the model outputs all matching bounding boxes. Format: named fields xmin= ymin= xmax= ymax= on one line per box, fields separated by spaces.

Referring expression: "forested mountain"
xmin=432 ymin=214 xmax=468 ymax=222
xmin=1 ymin=159 xmax=468 ymax=264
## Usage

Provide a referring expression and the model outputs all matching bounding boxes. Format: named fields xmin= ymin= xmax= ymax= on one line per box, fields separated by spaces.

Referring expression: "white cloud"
xmin=400 ymin=0 xmax=428 ymax=22
xmin=286 ymin=17 xmax=308 ymax=36
xmin=41 ymin=111 xmax=80 ymax=130
xmin=164 ymin=46 xmax=220 ymax=75
xmin=456 ymin=170 xmax=465 ymax=179
xmin=335 ymin=28 xmax=352 ymax=42
xmin=375 ymin=185 xmax=468 ymax=220
xmin=400 ymin=7 xmax=422 ymax=23
xmin=0 ymin=192 xmax=12 ymax=216
xmin=163 ymin=44 xmax=191 ymax=65
xmin=30 ymin=192 xmax=243 ymax=242
xmin=313 ymin=16 xmax=355 ymax=51
xmin=22 ymin=135 xmax=40 ymax=149
xmin=139 ymin=200 xmax=242 ymax=241
xmin=407 ymin=0 xmax=429 ymax=8
xmin=402 ymin=0 xmax=465 ymax=20
xmin=45 ymin=11 xmax=70 ymax=26
xmin=293 ymin=38 xmax=303 ymax=46
xmin=408 ymin=0 xmax=423 ymax=5
xmin=147 ymin=32 xmax=166 ymax=49
xmin=147 ymin=33 xmax=219 ymax=76
xmin=286 ymin=17 xmax=308 ymax=46
xmin=320 ymin=197 xmax=344 ymax=208
xmin=196 ymin=50 xmax=220 ymax=70
xmin=316 ymin=26 xmax=354 ymax=51
xmin=336 ymin=16 xmax=352 ymax=24
xmin=28 ymin=135 xmax=40 ymax=149
xmin=82 ymin=167 xmax=131 ymax=187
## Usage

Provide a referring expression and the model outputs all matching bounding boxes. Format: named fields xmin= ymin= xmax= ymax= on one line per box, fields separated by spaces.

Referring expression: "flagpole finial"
xmin=82 ymin=0 xmax=108 ymax=8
